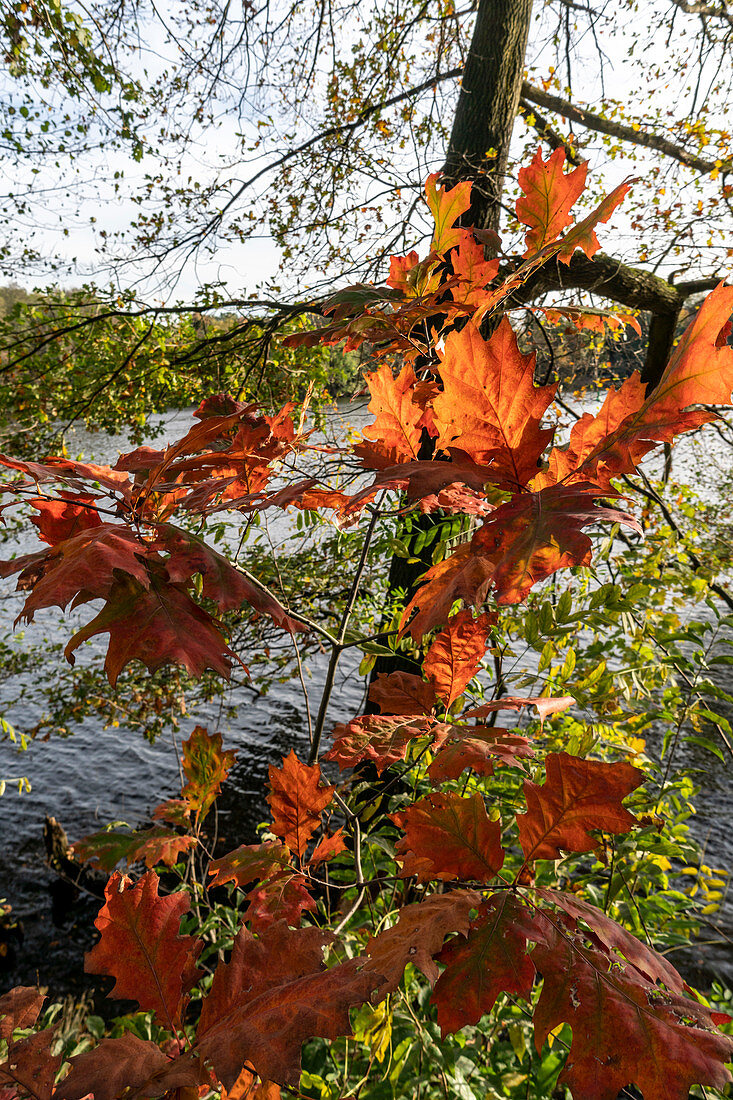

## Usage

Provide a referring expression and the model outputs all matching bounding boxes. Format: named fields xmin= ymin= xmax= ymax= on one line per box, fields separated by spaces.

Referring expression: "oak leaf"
xmin=432 ymin=319 xmax=556 ymax=488
xmin=207 ymin=841 xmax=291 ymax=890
xmin=181 ymin=725 xmax=236 ymax=820
xmin=392 ymin=791 xmax=504 ymax=883
xmin=85 ymin=870 xmax=203 ymax=1031
xmin=0 ymin=989 xmax=44 ymax=1040
xmin=516 ymin=148 xmax=588 ymax=257
xmin=0 ymin=1030 xmax=60 ymax=1100
xmin=517 ymin=752 xmax=643 ymax=862
xmin=72 ymin=826 xmax=197 ymax=871
xmin=28 ymin=492 xmax=102 ymax=545
xmin=423 ymin=609 xmax=494 ymax=707
xmin=431 ymin=892 xmax=539 ymax=1035
xmin=427 ymin=728 xmax=533 ymax=783
xmin=367 ymin=672 xmax=437 ymax=716
xmin=54 ymin=1035 xmax=202 ymax=1100
xmin=243 ymin=873 xmax=316 ymax=931
xmin=64 ymin=573 xmax=241 ymax=686
xmin=361 ymin=889 xmax=480 ymax=995
xmin=324 ymin=714 xmax=445 ymax=773
xmin=267 ymin=751 xmax=335 ymax=858
xmin=535 ymin=888 xmax=684 ymax=992
xmin=531 ymin=915 xmax=733 ymax=1100
xmin=196 ymin=921 xmax=376 ymax=1087
xmin=424 ymin=173 xmax=472 ymax=253
xmin=307 ymin=829 xmax=348 ymax=866
xmin=353 ymin=364 xmax=425 ymax=469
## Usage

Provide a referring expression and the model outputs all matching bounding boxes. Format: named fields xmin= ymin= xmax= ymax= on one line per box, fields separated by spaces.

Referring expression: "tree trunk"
xmin=370 ymin=2 xmax=534 ymax=693
xmin=443 ymin=0 xmax=534 ymax=236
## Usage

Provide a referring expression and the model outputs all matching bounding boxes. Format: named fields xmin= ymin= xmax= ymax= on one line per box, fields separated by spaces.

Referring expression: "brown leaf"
xmin=324 ymin=714 xmax=445 ymax=774
xmin=196 ymin=921 xmax=376 ymax=1087
xmin=392 ymin=791 xmax=505 ymax=883
xmin=517 ymin=752 xmax=643 ymax=862
xmin=55 ymin=1035 xmax=202 ymax=1100
xmin=361 ymin=890 xmax=480 ymax=995
xmin=531 ymin=914 xmax=733 ymax=1100
xmin=85 ymin=870 xmax=203 ymax=1031
xmin=0 ymin=989 xmax=45 ymax=1040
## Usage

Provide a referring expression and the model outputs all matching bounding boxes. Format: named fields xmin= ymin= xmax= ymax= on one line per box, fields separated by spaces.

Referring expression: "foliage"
xmin=0 ymin=288 xmax=363 ymax=455
xmin=1 ymin=152 xmax=733 ymax=1100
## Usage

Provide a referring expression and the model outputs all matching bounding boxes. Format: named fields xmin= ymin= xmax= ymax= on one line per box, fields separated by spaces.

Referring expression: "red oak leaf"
xmin=432 ymin=318 xmax=556 ymax=488
xmin=386 ymin=250 xmax=420 ymax=293
xmin=0 ymin=524 xmax=155 ymax=624
xmin=432 ymin=892 xmax=540 ymax=1035
xmin=162 ymin=527 xmax=305 ymax=633
xmin=54 ymin=1035 xmax=202 ymax=1100
xmin=516 ymin=147 xmax=588 ymax=257
xmin=392 ymin=791 xmax=505 ymax=883
xmin=535 ymin=888 xmax=684 ymax=992
xmin=470 ymin=483 xmax=640 ymax=605
xmin=196 ymin=921 xmax=376 ymax=1087
xmin=85 ymin=870 xmax=203 ymax=1031
xmin=180 ymin=725 xmax=236 ymax=820
xmin=0 ymin=989 xmax=45 ymax=1040
xmin=221 ymin=1068 xmax=281 ymax=1100
xmin=531 ymin=915 xmax=733 ymax=1100
xmin=243 ymin=873 xmax=316 ymax=931
xmin=465 ymin=695 xmax=574 ymax=724
xmin=64 ymin=573 xmax=242 ymax=686
xmin=361 ymin=889 xmax=480 ymax=994
xmin=353 ymin=364 xmax=426 ymax=469
xmin=423 ymin=609 xmax=494 ymax=707
xmin=425 ymin=173 xmax=472 ymax=253
xmin=428 ymin=727 xmax=534 ymax=782
xmin=28 ymin=492 xmax=102 ymax=545
xmin=72 ymin=827 xmax=196 ymax=871
xmin=267 ymin=751 xmax=335 ymax=858
xmin=207 ymin=841 xmax=292 ymax=890
xmin=367 ymin=671 xmax=437 ymax=716
xmin=307 ymin=829 xmax=348 ymax=867
xmin=323 ymin=714 xmax=445 ymax=773
xmin=400 ymin=542 xmax=495 ymax=641
xmin=517 ymin=751 xmax=643 ymax=862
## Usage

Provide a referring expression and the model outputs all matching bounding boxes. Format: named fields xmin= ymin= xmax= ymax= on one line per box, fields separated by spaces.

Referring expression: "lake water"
xmin=0 ymin=399 xmax=731 ymax=998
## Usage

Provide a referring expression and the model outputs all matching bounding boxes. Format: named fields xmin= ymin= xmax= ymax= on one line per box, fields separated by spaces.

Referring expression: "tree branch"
xmin=668 ymin=0 xmax=733 ymax=27
xmin=518 ymin=99 xmax=583 ymax=165
xmin=521 ymin=81 xmax=729 ymax=174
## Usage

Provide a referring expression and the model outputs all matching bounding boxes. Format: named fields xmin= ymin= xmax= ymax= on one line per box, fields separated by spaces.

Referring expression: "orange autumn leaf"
xmin=267 ymin=750 xmax=335 ymax=858
xmin=516 ymin=147 xmax=588 ymax=257
xmin=84 ymin=871 xmax=203 ymax=1031
xmin=432 ymin=318 xmax=556 ymax=489
xmin=353 ymin=363 xmax=426 ymax=469
xmin=392 ymin=790 xmax=505 ymax=883
xmin=423 ymin=609 xmax=494 ymax=707
xmin=424 ymin=173 xmax=473 ymax=253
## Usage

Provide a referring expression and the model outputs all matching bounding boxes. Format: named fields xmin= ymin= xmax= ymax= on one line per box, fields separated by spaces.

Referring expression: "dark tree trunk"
xmin=370 ymin=2 xmax=534 ymax=692
xmin=443 ymin=0 xmax=534 ymax=236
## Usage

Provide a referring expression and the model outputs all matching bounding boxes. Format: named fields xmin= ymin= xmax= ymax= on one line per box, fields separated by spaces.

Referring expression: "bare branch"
xmin=668 ymin=0 xmax=733 ymax=27
xmin=518 ymin=99 xmax=583 ymax=165
xmin=521 ymin=82 xmax=729 ymax=174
